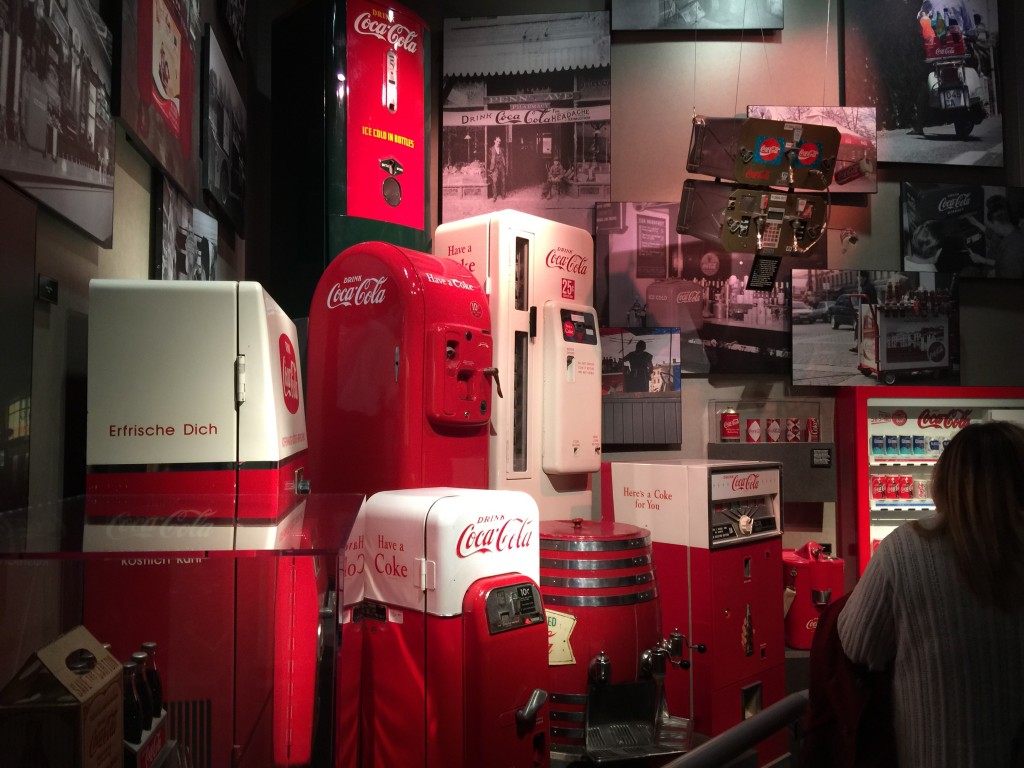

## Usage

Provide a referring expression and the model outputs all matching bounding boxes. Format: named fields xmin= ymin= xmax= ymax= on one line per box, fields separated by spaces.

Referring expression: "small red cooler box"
xmin=782 ymin=541 xmax=844 ymax=649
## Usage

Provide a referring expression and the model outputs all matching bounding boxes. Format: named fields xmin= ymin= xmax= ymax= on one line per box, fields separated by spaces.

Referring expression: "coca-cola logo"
xmin=745 ymin=169 xmax=770 ymax=181
xmin=545 ymin=248 xmax=589 ymax=276
xmin=676 ymin=291 xmax=702 ymax=304
xmin=327 ymin=277 xmax=388 ymax=308
xmin=917 ymin=408 xmax=973 ymax=430
xmin=353 ymin=11 xmax=418 ymax=52
xmin=934 ymin=45 xmax=959 ymax=56
xmin=279 ymin=334 xmax=300 ymax=414
xmin=806 ymin=617 xmax=819 ymax=631
xmin=456 ymin=516 xmax=533 ymax=557
xmin=757 ymin=137 xmax=782 ymax=162
xmin=937 ymin=192 xmax=973 ymax=214
xmin=891 ymin=409 xmax=908 ymax=426
xmin=796 ymin=142 xmax=819 ymax=166
xmin=731 ymin=473 xmax=761 ymax=491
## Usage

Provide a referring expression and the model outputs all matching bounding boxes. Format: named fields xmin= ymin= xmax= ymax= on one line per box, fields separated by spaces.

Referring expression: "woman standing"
xmin=837 ymin=421 xmax=1024 ymax=767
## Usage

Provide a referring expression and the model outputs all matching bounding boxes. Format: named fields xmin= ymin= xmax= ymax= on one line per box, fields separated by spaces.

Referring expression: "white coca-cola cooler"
xmin=601 ymin=459 xmax=788 ymax=766
xmin=433 ymin=210 xmax=602 ymax=521
xmin=82 ymin=280 xmax=332 ymax=767
xmin=305 ymin=241 xmax=494 ymax=496
xmin=349 ymin=487 xmax=550 ymax=768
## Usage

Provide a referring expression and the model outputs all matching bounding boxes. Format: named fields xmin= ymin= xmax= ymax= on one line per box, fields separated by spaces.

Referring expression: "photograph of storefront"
xmin=441 ymin=12 xmax=610 ymax=231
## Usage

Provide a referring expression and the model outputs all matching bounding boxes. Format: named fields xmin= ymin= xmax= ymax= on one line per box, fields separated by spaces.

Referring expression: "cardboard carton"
xmin=0 ymin=626 xmax=122 ymax=767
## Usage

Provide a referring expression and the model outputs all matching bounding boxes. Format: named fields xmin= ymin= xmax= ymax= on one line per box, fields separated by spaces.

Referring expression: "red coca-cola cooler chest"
xmin=782 ymin=541 xmax=844 ymax=650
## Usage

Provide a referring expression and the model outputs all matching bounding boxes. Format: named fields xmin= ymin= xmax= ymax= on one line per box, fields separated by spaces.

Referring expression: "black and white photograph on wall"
xmin=747 ymin=106 xmax=878 ymax=194
xmin=202 ymin=26 xmax=245 ymax=233
xmin=611 ymin=0 xmax=783 ymax=30
xmin=153 ymin=174 xmax=217 ymax=281
xmin=0 ymin=0 xmax=115 ymax=245
xmin=791 ymin=269 xmax=961 ymax=388
xmin=218 ymin=0 xmax=246 ymax=57
xmin=595 ymin=192 xmax=825 ymax=376
xmin=901 ymin=182 xmax=1024 ymax=279
xmin=117 ymin=0 xmax=202 ymax=201
xmin=600 ymin=327 xmax=682 ymax=394
xmin=843 ymin=0 xmax=1001 ymax=166
xmin=441 ymin=12 xmax=610 ymax=233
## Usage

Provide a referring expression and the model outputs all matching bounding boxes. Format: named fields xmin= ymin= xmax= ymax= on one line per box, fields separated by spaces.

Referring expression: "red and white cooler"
xmin=353 ymin=488 xmax=549 ymax=768
xmin=433 ymin=211 xmax=602 ymax=521
xmin=82 ymin=279 xmax=332 ymax=767
xmin=782 ymin=541 xmax=845 ymax=649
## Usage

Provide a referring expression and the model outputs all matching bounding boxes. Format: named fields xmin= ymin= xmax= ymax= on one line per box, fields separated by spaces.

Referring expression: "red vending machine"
xmin=835 ymin=385 xmax=1024 ymax=587
xmin=350 ymin=487 xmax=549 ymax=768
xmin=82 ymin=280 xmax=334 ymax=767
xmin=305 ymin=241 xmax=494 ymax=495
xmin=271 ymin=0 xmax=431 ymax=319
xmin=602 ymin=459 xmax=787 ymax=765
xmin=432 ymin=211 xmax=602 ymax=521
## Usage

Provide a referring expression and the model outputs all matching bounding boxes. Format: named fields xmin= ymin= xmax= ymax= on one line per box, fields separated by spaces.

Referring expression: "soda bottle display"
xmin=141 ymin=641 xmax=164 ymax=715
xmin=131 ymin=651 xmax=155 ymax=731
xmin=123 ymin=661 xmax=145 ymax=744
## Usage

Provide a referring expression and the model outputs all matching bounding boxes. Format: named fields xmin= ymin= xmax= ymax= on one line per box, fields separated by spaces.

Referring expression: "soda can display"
xmin=746 ymin=418 xmax=762 ymax=443
xmin=871 ymin=475 xmax=886 ymax=500
xmin=885 ymin=475 xmax=899 ymax=499
xmin=806 ymin=417 xmax=820 ymax=443
xmin=898 ymin=475 xmax=913 ymax=499
xmin=720 ymin=408 xmax=740 ymax=442
xmin=765 ymin=418 xmax=782 ymax=443
xmin=899 ymin=435 xmax=913 ymax=456
xmin=916 ymin=479 xmax=930 ymax=499
xmin=871 ymin=435 xmax=885 ymax=455
xmin=928 ymin=437 xmax=942 ymax=457
xmin=786 ymin=418 xmax=802 ymax=442
xmin=913 ymin=435 xmax=926 ymax=456
xmin=885 ymin=435 xmax=900 ymax=456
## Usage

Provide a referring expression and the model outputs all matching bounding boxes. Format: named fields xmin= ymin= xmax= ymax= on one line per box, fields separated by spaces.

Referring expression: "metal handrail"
xmin=660 ymin=690 xmax=809 ymax=768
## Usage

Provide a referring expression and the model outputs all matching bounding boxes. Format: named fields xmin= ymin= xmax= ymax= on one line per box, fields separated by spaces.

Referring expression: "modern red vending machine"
xmin=271 ymin=0 xmax=431 ymax=319
xmin=433 ymin=211 xmax=602 ymax=521
xmin=835 ymin=385 xmax=1024 ymax=587
xmin=82 ymin=280 xmax=332 ymax=768
xmin=348 ymin=488 xmax=549 ymax=768
xmin=305 ymin=241 xmax=494 ymax=496
xmin=602 ymin=459 xmax=787 ymax=765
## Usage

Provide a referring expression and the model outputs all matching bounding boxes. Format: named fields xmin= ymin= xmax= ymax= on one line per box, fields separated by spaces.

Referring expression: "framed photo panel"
xmin=117 ymin=0 xmax=202 ymax=201
xmin=0 ymin=0 xmax=115 ymax=245
xmin=843 ymin=0 xmax=1001 ymax=166
xmin=153 ymin=173 xmax=218 ymax=281
xmin=202 ymin=26 xmax=245 ymax=234
xmin=901 ymin=181 xmax=1024 ymax=278
xmin=611 ymin=0 xmax=783 ymax=31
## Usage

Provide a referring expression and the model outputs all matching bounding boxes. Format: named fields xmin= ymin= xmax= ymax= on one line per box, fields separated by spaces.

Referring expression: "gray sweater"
xmin=837 ymin=521 xmax=1024 ymax=767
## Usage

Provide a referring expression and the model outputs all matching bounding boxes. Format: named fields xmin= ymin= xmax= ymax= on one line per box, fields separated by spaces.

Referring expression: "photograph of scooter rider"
xmin=843 ymin=0 xmax=1001 ymax=167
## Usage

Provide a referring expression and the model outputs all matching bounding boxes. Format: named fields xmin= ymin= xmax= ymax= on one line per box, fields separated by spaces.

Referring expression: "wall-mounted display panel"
xmin=611 ymin=0 xmax=783 ymax=31
xmin=0 ymin=0 xmax=115 ymax=245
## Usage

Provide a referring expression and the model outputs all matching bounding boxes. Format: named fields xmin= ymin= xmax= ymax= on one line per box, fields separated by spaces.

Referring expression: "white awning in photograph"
xmin=443 ymin=12 xmax=610 ymax=77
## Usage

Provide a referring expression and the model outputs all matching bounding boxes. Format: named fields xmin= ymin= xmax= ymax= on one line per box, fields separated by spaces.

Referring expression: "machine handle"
xmin=515 ymin=688 xmax=548 ymax=727
xmin=483 ymin=366 xmax=503 ymax=398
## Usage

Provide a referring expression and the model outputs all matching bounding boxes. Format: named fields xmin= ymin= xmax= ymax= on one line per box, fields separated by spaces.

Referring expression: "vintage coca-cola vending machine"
xmin=601 ymin=459 xmax=787 ymax=764
xmin=835 ymin=385 xmax=1024 ymax=588
xmin=433 ymin=211 xmax=602 ymax=520
xmin=305 ymin=241 xmax=494 ymax=496
xmin=82 ymin=280 xmax=332 ymax=767
xmin=347 ymin=488 xmax=549 ymax=768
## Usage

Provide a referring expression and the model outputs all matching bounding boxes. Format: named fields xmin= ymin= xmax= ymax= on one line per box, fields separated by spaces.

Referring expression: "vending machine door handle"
xmin=515 ymin=688 xmax=548 ymax=727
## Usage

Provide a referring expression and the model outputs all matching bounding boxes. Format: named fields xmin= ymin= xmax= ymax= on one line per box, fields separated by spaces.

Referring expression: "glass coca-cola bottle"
xmin=123 ymin=661 xmax=145 ymax=744
xmin=131 ymin=651 xmax=155 ymax=731
xmin=140 ymin=642 xmax=164 ymax=716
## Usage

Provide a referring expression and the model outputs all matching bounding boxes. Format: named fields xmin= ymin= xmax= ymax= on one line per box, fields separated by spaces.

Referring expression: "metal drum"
xmin=539 ymin=519 xmax=662 ymax=757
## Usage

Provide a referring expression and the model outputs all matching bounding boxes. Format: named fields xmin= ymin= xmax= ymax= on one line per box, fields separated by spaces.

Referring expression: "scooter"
xmin=926 ymin=56 xmax=986 ymax=139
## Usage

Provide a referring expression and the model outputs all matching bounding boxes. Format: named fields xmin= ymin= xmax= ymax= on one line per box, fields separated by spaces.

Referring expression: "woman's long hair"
xmin=915 ymin=421 xmax=1024 ymax=611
